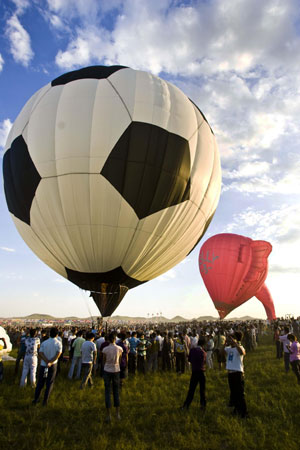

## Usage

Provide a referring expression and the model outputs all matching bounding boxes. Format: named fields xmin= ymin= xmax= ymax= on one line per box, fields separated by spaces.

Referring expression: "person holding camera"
xmin=224 ymin=331 xmax=248 ymax=419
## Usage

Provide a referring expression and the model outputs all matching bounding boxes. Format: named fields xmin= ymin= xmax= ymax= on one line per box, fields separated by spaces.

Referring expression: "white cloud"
xmin=157 ymin=268 xmax=176 ymax=282
xmin=0 ymin=247 xmax=16 ymax=252
xmin=0 ymin=119 xmax=13 ymax=153
xmin=11 ymin=0 xmax=30 ymax=15
xmin=225 ymin=204 xmax=300 ymax=244
xmin=0 ymin=54 xmax=4 ymax=72
xmin=6 ymin=14 xmax=34 ymax=67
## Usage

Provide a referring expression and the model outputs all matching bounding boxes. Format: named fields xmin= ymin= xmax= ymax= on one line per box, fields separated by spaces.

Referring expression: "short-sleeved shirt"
xmin=81 ymin=340 xmax=96 ymax=364
xmin=225 ymin=346 xmax=245 ymax=372
xmin=72 ymin=337 xmax=85 ymax=357
xmin=102 ymin=343 xmax=123 ymax=373
xmin=39 ymin=337 xmax=62 ymax=367
xmin=290 ymin=341 xmax=300 ymax=362
xmin=128 ymin=337 xmax=140 ymax=355
xmin=188 ymin=346 xmax=206 ymax=371
xmin=116 ymin=340 xmax=129 ymax=369
xmin=25 ymin=337 xmax=40 ymax=357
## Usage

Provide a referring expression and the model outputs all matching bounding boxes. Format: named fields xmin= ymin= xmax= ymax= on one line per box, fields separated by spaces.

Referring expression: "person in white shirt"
xmin=224 ymin=331 xmax=248 ymax=418
xmin=102 ymin=332 xmax=123 ymax=422
xmin=80 ymin=332 xmax=97 ymax=389
xmin=20 ymin=328 xmax=40 ymax=387
xmin=279 ymin=326 xmax=291 ymax=373
xmin=32 ymin=327 xmax=62 ymax=406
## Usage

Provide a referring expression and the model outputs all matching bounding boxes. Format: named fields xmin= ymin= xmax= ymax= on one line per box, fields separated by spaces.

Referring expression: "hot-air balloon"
xmin=199 ymin=233 xmax=276 ymax=320
xmin=3 ymin=65 xmax=221 ymax=316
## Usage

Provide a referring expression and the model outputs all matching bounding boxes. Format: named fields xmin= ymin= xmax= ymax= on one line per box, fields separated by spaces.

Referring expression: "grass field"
xmin=0 ymin=335 xmax=299 ymax=450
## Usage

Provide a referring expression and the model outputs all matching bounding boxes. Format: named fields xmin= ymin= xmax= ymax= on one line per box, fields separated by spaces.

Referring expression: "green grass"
xmin=0 ymin=335 xmax=299 ymax=450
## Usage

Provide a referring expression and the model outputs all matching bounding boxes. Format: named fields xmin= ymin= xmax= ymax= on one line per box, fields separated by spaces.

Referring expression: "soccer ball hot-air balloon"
xmin=199 ymin=233 xmax=276 ymax=320
xmin=3 ymin=66 xmax=221 ymax=316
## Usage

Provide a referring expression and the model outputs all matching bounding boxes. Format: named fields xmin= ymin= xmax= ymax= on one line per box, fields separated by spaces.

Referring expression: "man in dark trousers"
xmin=224 ymin=331 xmax=248 ymax=418
xmin=32 ymin=327 xmax=62 ymax=406
xmin=180 ymin=336 xmax=207 ymax=411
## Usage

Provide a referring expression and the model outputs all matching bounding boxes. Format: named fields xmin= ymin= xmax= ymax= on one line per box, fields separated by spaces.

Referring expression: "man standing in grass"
xmin=287 ymin=334 xmax=300 ymax=384
xmin=80 ymin=332 xmax=97 ymax=389
xmin=279 ymin=326 xmax=291 ymax=373
xmin=32 ymin=327 xmax=62 ymax=406
xmin=128 ymin=331 xmax=140 ymax=375
xmin=68 ymin=330 xmax=85 ymax=380
xmin=224 ymin=331 xmax=248 ymax=419
xmin=180 ymin=336 xmax=207 ymax=411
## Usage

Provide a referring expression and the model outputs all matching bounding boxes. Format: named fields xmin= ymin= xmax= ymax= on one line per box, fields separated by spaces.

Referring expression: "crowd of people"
xmin=1 ymin=316 xmax=300 ymax=422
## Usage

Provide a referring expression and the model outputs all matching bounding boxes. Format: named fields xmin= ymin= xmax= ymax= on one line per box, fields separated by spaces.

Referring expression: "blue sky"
xmin=0 ymin=0 xmax=300 ymax=319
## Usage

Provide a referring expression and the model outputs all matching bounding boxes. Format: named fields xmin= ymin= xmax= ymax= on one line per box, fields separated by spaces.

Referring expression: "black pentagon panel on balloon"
xmin=101 ymin=122 xmax=191 ymax=220
xmin=65 ymin=266 xmax=145 ymax=291
xmin=2 ymin=135 xmax=41 ymax=226
xmin=51 ymin=65 xmax=128 ymax=86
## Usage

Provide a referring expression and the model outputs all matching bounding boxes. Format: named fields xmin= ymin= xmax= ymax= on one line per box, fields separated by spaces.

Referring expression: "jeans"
xmin=291 ymin=360 xmax=300 ymax=383
xmin=176 ymin=352 xmax=185 ymax=373
xmin=137 ymin=355 xmax=147 ymax=374
xmin=103 ymin=371 xmax=120 ymax=408
xmin=284 ymin=352 xmax=290 ymax=372
xmin=184 ymin=370 xmax=206 ymax=408
xmin=34 ymin=364 xmax=57 ymax=405
xmin=228 ymin=371 xmax=248 ymax=417
xmin=276 ymin=341 xmax=282 ymax=359
xmin=80 ymin=363 xmax=93 ymax=387
xmin=128 ymin=353 xmax=137 ymax=374
xmin=68 ymin=356 xmax=82 ymax=379
xmin=147 ymin=353 xmax=158 ymax=372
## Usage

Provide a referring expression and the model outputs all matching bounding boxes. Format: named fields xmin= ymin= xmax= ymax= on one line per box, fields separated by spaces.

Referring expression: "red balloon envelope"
xmin=199 ymin=233 xmax=276 ymax=320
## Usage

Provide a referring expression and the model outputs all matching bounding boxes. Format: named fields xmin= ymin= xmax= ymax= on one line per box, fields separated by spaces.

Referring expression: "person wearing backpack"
xmin=174 ymin=332 xmax=188 ymax=374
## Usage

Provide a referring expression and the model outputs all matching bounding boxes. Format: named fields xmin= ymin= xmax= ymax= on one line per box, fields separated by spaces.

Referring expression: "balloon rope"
xmin=79 ymin=289 xmax=94 ymax=325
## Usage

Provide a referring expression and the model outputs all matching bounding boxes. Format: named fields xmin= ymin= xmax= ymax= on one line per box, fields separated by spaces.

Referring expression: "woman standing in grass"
xmin=102 ymin=332 xmax=123 ymax=422
xmin=287 ymin=334 xmax=300 ymax=384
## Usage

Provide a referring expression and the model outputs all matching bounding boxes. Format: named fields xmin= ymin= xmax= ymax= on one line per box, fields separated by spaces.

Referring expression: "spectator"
xmin=287 ymin=334 xmax=300 ymax=384
xmin=174 ymin=332 xmax=188 ymax=374
xmin=279 ymin=327 xmax=291 ymax=373
xmin=102 ymin=332 xmax=123 ymax=422
xmin=20 ymin=328 xmax=40 ymax=388
xmin=15 ymin=329 xmax=27 ymax=376
xmin=180 ymin=336 xmax=207 ymax=411
xmin=0 ymin=337 xmax=7 ymax=382
xmin=137 ymin=333 xmax=151 ymax=374
xmin=80 ymin=332 xmax=97 ymax=389
xmin=68 ymin=330 xmax=85 ymax=380
xmin=32 ymin=327 xmax=62 ymax=406
xmin=116 ymin=333 xmax=129 ymax=389
xmin=128 ymin=332 xmax=140 ymax=375
xmin=224 ymin=331 xmax=248 ymax=419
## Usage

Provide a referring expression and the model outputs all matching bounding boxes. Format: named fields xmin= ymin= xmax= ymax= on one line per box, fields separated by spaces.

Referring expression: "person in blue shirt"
xmin=127 ymin=332 xmax=140 ymax=375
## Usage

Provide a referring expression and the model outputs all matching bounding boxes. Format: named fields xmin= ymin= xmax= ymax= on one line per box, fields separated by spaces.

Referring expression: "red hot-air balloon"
xmin=199 ymin=233 xmax=276 ymax=320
